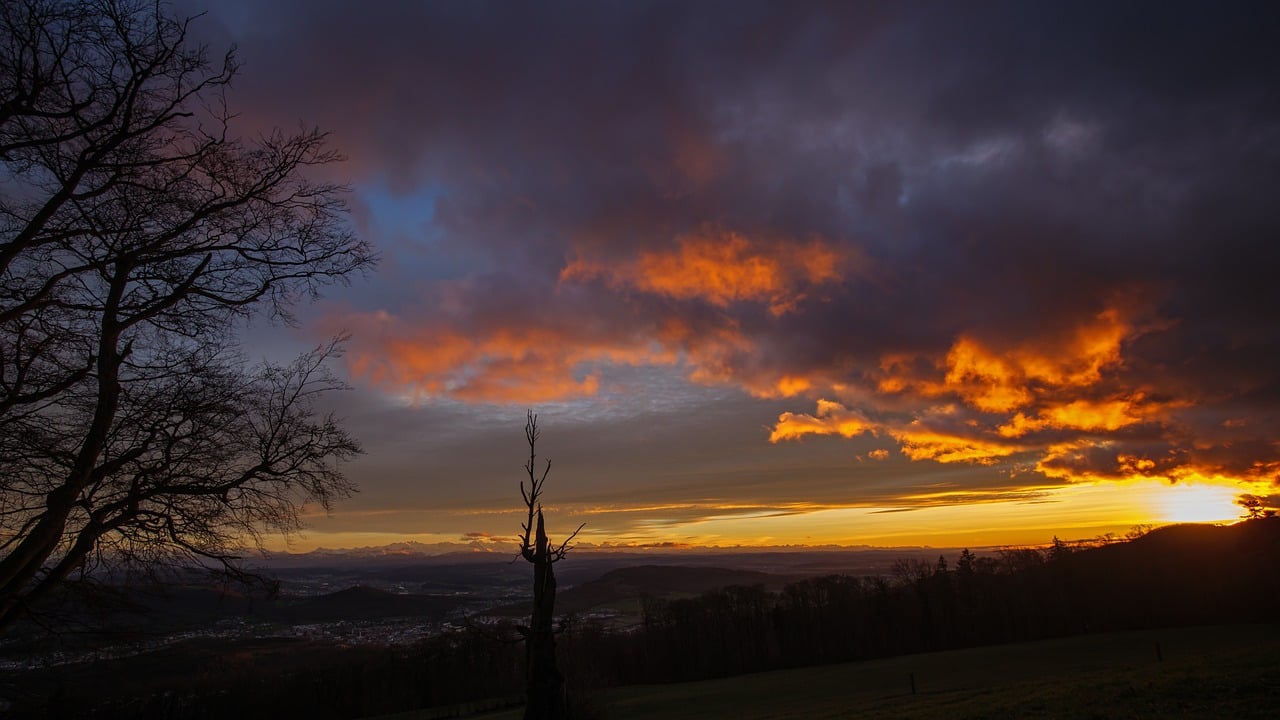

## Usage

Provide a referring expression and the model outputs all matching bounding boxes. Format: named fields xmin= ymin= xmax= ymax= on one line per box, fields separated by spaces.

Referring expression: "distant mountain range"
xmin=249 ymin=540 xmax=511 ymax=567
xmin=249 ymin=539 xmax=955 ymax=571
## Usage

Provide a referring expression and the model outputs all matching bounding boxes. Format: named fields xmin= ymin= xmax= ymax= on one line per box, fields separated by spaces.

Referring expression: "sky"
xmin=185 ymin=0 xmax=1280 ymax=552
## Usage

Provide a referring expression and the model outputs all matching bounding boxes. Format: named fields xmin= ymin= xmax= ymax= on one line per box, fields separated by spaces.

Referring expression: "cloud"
xmin=333 ymin=302 xmax=682 ymax=404
xmin=561 ymin=227 xmax=848 ymax=316
xmin=997 ymin=397 xmax=1162 ymax=438
xmin=763 ymin=295 xmax=1274 ymax=487
xmin=875 ymin=307 xmax=1135 ymax=413
xmin=889 ymin=424 xmax=1022 ymax=465
xmin=198 ymin=0 xmax=1280 ymax=511
xmin=770 ymin=399 xmax=1024 ymax=465
xmin=327 ymin=228 xmax=855 ymax=403
xmin=770 ymin=399 xmax=876 ymax=443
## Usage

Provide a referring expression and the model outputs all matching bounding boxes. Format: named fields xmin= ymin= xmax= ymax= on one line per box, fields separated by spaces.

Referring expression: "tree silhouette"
xmin=0 ymin=0 xmax=373 ymax=633
xmin=1237 ymin=494 xmax=1277 ymax=519
xmin=517 ymin=411 xmax=582 ymax=720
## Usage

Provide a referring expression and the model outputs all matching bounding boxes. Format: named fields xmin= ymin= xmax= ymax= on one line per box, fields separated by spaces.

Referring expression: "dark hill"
xmin=1045 ymin=518 xmax=1280 ymax=628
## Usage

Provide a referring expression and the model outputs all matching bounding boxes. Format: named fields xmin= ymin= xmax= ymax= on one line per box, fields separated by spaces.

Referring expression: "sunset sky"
xmin=186 ymin=1 xmax=1279 ymax=552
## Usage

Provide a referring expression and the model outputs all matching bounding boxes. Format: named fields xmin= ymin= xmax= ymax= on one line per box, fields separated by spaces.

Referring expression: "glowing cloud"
xmin=769 ymin=399 xmax=875 ymax=442
xmin=561 ymin=228 xmax=847 ymax=316
xmin=771 ymin=399 xmax=1021 ymax=464
xmin=340 ymin=311 xmax=678 ymax=403
xmin=997 ymin=397 xmax=1159 ymax=437
xmin=880 ymin=308 xmax=1132 ymax=413
xmin=764 ymin=301 xmax=1279 ymax=494
xmin=888 ymin=423 xmax=1022 ymax=464
xmin=331 ymin=227 xmax=854 ymax=404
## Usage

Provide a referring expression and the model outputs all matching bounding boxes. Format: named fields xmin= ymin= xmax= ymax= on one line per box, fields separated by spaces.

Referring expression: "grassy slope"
xmin=459 ymin=624 xmax=1280 ymax=720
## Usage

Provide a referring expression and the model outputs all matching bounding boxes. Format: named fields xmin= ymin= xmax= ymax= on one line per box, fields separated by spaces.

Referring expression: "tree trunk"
xmin=0 ymin=267 xmax=128 ymax=631
xmin=524 ymin=509 xmax=564 ymax=720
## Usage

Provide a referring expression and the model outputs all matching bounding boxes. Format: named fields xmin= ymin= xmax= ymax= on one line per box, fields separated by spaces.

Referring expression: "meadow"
xmin=449 ymin=623 xmax=1280 ymax=720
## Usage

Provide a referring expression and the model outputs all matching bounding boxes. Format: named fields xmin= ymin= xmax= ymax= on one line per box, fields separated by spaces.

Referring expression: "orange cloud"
xmin=335 ymin=297 xmax=770 ymax=404
xmin=769 ymin=399 xmax=876 ymax=442
xmin=1036 ymin=439 xmax=1280 ymax=488
xmin=888 ymin=423 xmax=1022 ymax=464
xmin=996 ymin=396 xmax=1166 ymax=438
xmin=721 ymin=372 xmax=837 ymax=400
xmin=880 ymin=307 xmax=1132 ymax=413
xmin=762 ymin=309 xmax=1159 ymax=473
xmin=771 ymin=399 xmax=1023 ymax=463
xmin=343 ymin=312 xmax=679 ymax=403
xmin=329 ymin=230 xmax=850 ymax=405
xmin=819 ymin=306 xmax=1267 ymax=487
xmin=561 ymin=227 xmax=846 ymax=316
xmin=767 ymin=302 xmax=1211 ymax=483
xmin=941 ymin=337 xmax=1035 ymax=412
xmin=772 ymin=375 xmax=814 ymax=397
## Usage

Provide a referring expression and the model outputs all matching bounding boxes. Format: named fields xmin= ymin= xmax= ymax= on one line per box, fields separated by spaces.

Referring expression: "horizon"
xmin=257 ymin=516 xmax=1222 ymax=558
xmin=173 ymin=0 xmax=1278 ymax=553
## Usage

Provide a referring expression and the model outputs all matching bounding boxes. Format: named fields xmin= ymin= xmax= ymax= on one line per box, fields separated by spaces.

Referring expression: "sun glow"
xmin=1154 ymin=482 xmax=1243 ymax=524
xmin=279 ymin=476 xmax=1262 ymax=553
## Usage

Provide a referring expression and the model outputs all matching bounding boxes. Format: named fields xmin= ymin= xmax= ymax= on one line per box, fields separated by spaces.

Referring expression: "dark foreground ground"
xmin=384 ymin=623 xmax=1280 ymax=720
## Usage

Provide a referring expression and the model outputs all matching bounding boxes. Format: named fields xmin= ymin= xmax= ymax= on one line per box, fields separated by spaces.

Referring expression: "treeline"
xmin=599 ymin=518 xmax=1280 ymax=683
xmin=10 ymin=519 xmax=1279 ymax=718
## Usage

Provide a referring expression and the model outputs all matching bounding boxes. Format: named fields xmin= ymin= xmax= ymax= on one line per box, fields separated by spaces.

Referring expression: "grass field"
xmin=445 ymin=624 xmax=1280 ymax=719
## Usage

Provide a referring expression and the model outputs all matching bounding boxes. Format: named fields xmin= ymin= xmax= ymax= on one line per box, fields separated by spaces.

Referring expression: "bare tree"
xmin=517 ymin=411 xmax=582 ymax=720
xmin=0 ymin=0 xmax=374 ymax=632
